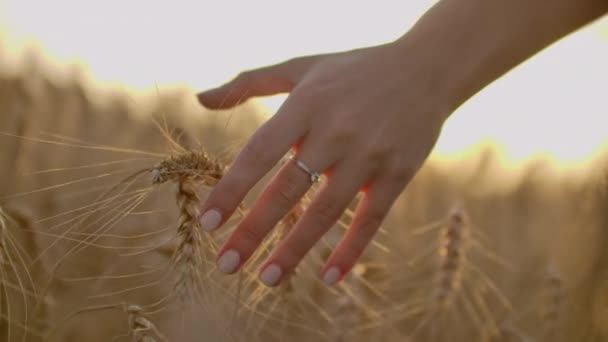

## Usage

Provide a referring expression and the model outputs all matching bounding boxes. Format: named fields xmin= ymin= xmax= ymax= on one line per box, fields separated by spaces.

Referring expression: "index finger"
xmin=198 ymin=96 xmax=309 ymax=232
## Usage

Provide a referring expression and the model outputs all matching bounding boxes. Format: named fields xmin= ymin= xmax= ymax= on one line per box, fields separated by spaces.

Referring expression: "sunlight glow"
xmin=0 ymin=1 xmax=606 ymax=166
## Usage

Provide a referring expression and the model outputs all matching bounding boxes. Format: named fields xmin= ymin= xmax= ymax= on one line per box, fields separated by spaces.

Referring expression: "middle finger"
xmin=215 ymin=139 xmax=336 ymax=274
xmin=258 ymin=159 xmax=370 ymax=287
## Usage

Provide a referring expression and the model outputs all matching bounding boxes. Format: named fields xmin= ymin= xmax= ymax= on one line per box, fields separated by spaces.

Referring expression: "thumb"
xmin=197 ymin=56 xmax=315 ymax=110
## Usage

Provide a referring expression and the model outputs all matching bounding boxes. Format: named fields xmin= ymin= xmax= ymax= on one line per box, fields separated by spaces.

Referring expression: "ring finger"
xmin=257 ymin=159 xmax=370 ymax=287
xmin=215 ymin=139 xmax=338 ymax=274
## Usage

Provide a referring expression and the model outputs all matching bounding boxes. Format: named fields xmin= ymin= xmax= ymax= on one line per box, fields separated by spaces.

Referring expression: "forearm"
xmin=398 ymin=0 xmax=608 ymax=113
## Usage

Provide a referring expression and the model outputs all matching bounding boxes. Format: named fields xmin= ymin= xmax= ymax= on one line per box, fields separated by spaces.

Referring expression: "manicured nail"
xmin=260 ymin=264 xmax=283 ymax=287
xmin=217 ymin=250 xmax=240 ymax=274
xmin=323 ymin=267 xmax=341 ymax=286
xmin=200 ymin=209 xmax=222 ymax=232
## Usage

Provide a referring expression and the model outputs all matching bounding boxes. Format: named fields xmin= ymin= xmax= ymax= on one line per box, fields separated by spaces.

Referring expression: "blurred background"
xmin=0 ymin=2 xmax=607 ymax=341
xmin=1 ymin=0 xmax=606 ymax=165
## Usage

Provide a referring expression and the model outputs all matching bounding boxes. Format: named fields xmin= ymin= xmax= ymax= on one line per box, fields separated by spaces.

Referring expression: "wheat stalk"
xmin=403 ymin=206 xmax=471 ymax=341
xmin=148 ymin=150 xmax=226 ymax=308
xmin=0 ymin=207 xmax=9 ymax=266
xmin=0 ymin=207 xmax=41 ymax=342
xmin=5 ymin=47 xmax=607 ymax=341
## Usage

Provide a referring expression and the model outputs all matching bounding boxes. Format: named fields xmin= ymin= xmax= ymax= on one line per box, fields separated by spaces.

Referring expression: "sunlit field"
xmin=0 ymin=2 xmax=607 ymax=341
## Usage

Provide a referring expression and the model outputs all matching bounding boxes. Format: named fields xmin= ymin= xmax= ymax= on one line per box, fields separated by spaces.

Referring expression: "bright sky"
xmin=0 ymin=1 xmax=607 ymax=166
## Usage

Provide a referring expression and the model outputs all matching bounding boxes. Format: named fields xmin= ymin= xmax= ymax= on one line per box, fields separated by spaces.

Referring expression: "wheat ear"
xmin=150 ymin=150 xmax=226 ymax=305
xmin=434 ymin=206 xmax=467 ymax=309
xmin=172 ymin=177 xmax=205 ymax=299
xmin=151 ymin=150 xmax=224 ymax=187
xmin=540 ymin=263 xmax=563 ymax=339
xmin=124 ymin=304 xmax=169 ymax=342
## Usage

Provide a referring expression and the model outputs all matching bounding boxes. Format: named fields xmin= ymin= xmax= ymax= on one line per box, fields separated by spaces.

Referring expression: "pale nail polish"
xmin=323 ymin=267 xmax=341 ymax=286
xmin=260 ymin=264 xmax=283 ymax=287
xmin=200 ymin=209 xmax=222 ymax=232
xmin=217 ymin=250 xmax=240 ymax=274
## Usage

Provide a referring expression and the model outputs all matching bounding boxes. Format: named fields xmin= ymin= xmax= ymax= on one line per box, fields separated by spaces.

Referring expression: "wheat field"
xmin=0 ymin=41 xmax=607 ymax=342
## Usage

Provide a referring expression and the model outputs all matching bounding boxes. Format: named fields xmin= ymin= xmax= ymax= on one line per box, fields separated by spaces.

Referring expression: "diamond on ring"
xmin=289 ymin=155 xmax=321 ymax=183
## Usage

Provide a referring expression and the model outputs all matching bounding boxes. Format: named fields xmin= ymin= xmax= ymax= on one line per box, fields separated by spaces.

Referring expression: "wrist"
xmin=389 ymin=31 xmax=467 ymax=122
xmin=392 ymin=0 xmax=608 ymax=120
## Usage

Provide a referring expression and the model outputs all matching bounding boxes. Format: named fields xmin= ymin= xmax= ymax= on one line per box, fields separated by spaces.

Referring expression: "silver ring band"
xmin=289 ymin=155 xmax=321 ymax=183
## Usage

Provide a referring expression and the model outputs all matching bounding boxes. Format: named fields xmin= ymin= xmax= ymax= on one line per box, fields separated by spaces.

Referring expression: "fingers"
xmin=215 ymin=141 xmax=335 ymax=274
xmin=257 ymin=161 xmax=368 ymax=287
xmin=197 ymin=57 xmax=315 ymax=109
xmin=321 ymin=176 xmax=409 ymax=286
xmin=198 ymin=96 xmax=309 ymax=233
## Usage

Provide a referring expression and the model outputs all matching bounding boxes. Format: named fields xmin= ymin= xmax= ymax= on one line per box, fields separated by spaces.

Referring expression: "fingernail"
xmin=260 ymin=264 xmax=283 ymax=287
xmin=217 ymin=250 xmax=240 ymax=274
xmin=323 ymin=267 xmax=341 ymax=286
xmin=200 ymin=209 xmax=222 ymax=232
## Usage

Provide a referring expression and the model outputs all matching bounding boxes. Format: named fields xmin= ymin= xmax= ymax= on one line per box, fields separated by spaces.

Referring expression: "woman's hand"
xmin=196 ymin=40 xmax=451 ymax=287
xmin=195 ymin=0 xmax=608 ymax=288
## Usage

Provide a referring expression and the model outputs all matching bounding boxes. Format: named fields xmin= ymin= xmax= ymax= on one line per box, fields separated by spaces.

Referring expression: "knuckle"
xmin=358 ymin=212 xmax=385 ymax=239
xmin=339 ymin=246 xmax=364 ymax=267
xmin=332 ymin=123 xmax=357 ymax=143
xmin=312 ymin=196 xmax=343 ymax=226
xmin=235 ymin=70 xmax=255 ymax=83
xmin=278 ymin=244 xmax=302 ymax=268
xmin=343 ymin=216 xmax=383 ymax=262
xmin=272 ymin=171 xmax=302 ymax=207
xmin=284 ymin=56 xmax=306 ymax=68
xmin=299 ymin=84 xmax=331 ymax=109
xmin=317 ymin=116 xmax=357 ymax=148
xmin=238 ymin=225 xmax=265 ymax=247
xmin=210 ymin=176 xmax=246 ymax=210
xmin=385 ymin=161 xmax=416 ymax=184
xmin=240 ymin=135 xmax=274 ymax=170
xmin=365 ymin=140 xmax=392 ymax=164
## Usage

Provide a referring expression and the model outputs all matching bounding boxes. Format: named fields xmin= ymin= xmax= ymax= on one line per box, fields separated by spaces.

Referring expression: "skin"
xmin=196 ymin=0 xmax=608 ymax=287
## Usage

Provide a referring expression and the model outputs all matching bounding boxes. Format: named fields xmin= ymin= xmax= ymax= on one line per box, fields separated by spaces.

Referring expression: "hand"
xmin=196 ymin=39 xmax=451 ymax=287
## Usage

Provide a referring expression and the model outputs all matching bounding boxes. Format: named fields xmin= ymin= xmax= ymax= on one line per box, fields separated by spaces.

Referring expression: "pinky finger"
xmin=321 ymin=178 xmax=406 ymax=286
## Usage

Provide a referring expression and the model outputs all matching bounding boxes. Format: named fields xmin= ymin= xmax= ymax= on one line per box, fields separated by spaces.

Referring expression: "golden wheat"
xmin=1 ymin=41 xmax=608 ymax=341
xmin=0 ymin=207 xmax=43 ymax=342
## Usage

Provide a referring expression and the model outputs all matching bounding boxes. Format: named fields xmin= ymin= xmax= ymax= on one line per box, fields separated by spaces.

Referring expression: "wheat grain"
xmin=150 ymin=150 xmax=227 ymax=305
xmin=433 ymin=205 xmax=467 ymax=309
xmin=3 ymin=42 xmax=608 ymax=341
xmin=172 ymin=177 xmax=206 ymax=303
xmin=49 ymin=303 xmax=168 ymax=342
xmin=539 ymin=263 xmax=564 ymax=339
xmin=150 ymin=150 xmax=224 ymax=187
xmin=123 ymin=304 xmax=169 ymax=342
